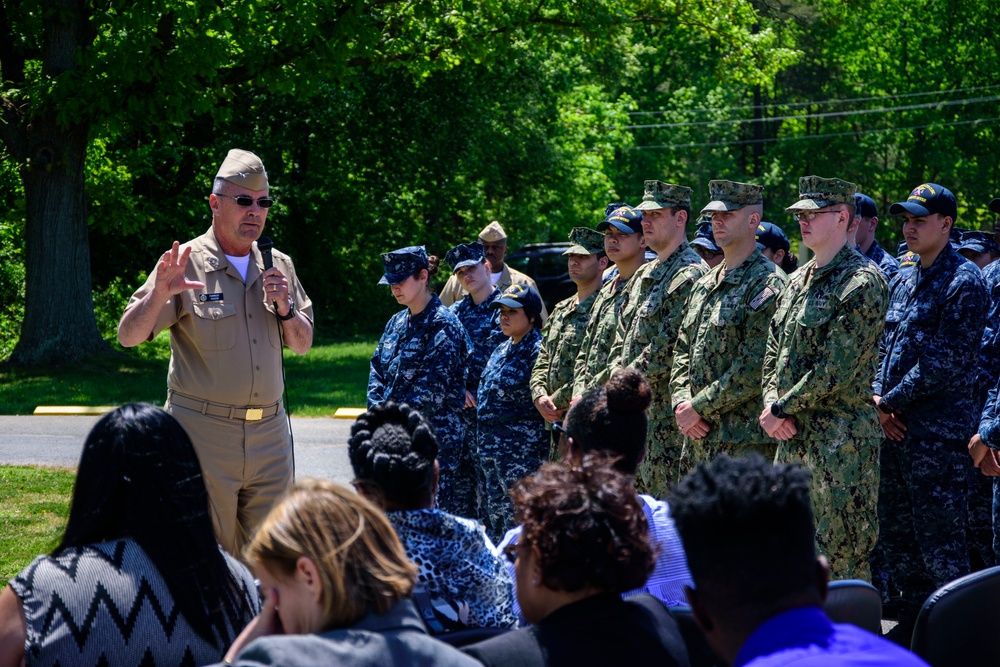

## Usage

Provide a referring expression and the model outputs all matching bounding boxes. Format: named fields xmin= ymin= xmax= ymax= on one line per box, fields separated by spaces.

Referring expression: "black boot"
xmin=884 ymin=601 xmax=919 ymax=647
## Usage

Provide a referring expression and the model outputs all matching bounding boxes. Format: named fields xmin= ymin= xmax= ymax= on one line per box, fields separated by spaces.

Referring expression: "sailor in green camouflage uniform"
xmin=571 ymin=205 xmax=647 ymax=399
xmin=760 ymin=176 xmax=888 ymax=581
xmin=530 ymin=227 xmax=608 ymax=457
xmin=671 ymin=181 xmax=788 ymax=477
xmin=608 ymin=181 xmax=707 ymax=497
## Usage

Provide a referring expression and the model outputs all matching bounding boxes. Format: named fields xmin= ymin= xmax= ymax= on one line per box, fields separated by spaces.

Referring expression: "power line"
xmin=627 ymin=84 xmax=1000 ymax=116
xmin=629 ymin=116 xmax=1000 ymax=150
xmin=624 ymin=95 xmax=1000 ymax=130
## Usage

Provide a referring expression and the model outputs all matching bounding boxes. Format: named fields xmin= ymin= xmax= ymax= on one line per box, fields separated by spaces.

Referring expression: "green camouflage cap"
xmin=701 ymin=180 xmax=764 ymax=212
xmin=786 ymin=176 xmax=857 ymax=212
xmin=635 ymin=180 xmax=693 ymax=211
xmin=563 ymin=227 xmax=605 ymax=255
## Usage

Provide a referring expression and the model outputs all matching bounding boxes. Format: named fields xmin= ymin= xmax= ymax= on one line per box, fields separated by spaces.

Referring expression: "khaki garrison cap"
xmin=479 ymin=221 xmax=508 ymax=243
xmin=216 ymin=149 xmax=268 ymax=190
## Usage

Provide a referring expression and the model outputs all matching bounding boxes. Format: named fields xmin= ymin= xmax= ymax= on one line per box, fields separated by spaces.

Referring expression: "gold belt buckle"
xmin=245 ymin=408 xmax=263 ymax=421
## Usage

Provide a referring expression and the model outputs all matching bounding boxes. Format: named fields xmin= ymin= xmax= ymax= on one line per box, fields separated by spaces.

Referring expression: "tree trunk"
xmin=6 ymin=0 xmax=110 ymax=365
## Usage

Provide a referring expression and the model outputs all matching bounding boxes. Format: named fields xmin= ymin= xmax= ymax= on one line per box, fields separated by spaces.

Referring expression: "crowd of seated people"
xmin=0 ymin=386 xmax=940 ymax=666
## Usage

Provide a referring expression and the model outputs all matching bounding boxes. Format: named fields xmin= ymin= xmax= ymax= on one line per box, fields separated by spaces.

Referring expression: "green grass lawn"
xmin=0 ymin=335 xmax=376 ymax=416
xmin=0 ymin=337 xmax=376 ymax=585
xmin=0 ymin=466 xmax=75 ymax=587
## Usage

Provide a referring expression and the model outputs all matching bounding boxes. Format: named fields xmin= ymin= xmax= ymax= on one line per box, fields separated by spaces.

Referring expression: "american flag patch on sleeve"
xmin=749 ymin=286 xmax=779 ymax=311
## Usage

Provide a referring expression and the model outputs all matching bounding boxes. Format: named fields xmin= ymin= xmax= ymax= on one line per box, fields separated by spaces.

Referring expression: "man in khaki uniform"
xmin=607 ymin=181 xmax=706 ymax=496
xmin=530 ymin=227 xmax=608 ymax=454
xmin=439 ymin=221 xmax=547 ymax=318
xmin=118 ymin=149 xmax=314 ymax=555
xmin=671 ymin=181 xmax=787 ymax=475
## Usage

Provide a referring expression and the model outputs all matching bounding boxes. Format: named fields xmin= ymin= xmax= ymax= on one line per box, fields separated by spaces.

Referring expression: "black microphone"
xmin=258 ymin=236 xmax=274 ymax=270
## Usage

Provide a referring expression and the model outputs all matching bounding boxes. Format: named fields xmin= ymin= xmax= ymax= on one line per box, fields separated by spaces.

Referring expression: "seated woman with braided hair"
xmin=496 ymin=368 xmax=693 ymax=623
xmin=348 ymin=402 xmax=516 ymax=634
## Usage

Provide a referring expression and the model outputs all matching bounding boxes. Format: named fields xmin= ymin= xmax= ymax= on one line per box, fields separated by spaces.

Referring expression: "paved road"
xmin=0 ymin=415 xmax=355 ymax=486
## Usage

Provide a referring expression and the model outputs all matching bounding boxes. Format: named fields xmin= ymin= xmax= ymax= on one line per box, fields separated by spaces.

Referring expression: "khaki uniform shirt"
xmin=530 ymin=290 xmax=599 ymax=409
xmin=439 ymin=264 xmax=548 ymax=319
xmin=670 ymin=248 xmax=787 ymax=445
xmin=762 ymin=243 xmax=887 ymax=442
xmin=125 ymin=228 xmax=314 ymax=407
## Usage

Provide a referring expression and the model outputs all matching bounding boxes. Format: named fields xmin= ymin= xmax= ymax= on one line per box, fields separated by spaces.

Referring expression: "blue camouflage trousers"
xmin=878 ymin=436 xmax=970 ymax=608
xmin=967 ymin=466 xmax=996 ymax=568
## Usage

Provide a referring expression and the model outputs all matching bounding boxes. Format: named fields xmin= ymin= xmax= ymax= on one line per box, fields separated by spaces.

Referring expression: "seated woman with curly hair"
xmin=348 ymin=402 xmax=515 ymax=634
xmin=497 ymin=368 xmax=693 ymax=623
xmin=462 ymin=454 xmax=690 ymax=666
xmin=215 ymin=478 xmax=480 ymax=666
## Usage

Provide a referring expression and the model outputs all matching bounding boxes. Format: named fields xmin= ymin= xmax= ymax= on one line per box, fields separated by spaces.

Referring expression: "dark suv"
xmin=505 ymin=243 xmax=574 ymax=312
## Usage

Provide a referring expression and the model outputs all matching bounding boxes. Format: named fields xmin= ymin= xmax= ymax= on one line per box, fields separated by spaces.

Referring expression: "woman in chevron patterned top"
xmin=0 ymin=404 xmax=260 ymax=667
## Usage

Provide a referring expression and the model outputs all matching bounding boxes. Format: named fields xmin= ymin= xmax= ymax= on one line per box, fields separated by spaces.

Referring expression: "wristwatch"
xmin=770 ymin=401 xmax=789 ymax=419
xmin=877 ymin=397 xmax=895 ymax=415
xmin=278 ymin=299 xmax=296 ymax=321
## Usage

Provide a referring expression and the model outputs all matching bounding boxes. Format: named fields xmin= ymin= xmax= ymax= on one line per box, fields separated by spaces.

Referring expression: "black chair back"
xmin=910 ymin=565 xmax=1000 ymax=667
xmin=823 ymin=579 xmax=883 ymax=635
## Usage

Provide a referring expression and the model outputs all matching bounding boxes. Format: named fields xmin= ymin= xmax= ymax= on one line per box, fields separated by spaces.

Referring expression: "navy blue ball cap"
xmin=855 ymin=193 xmax=878 ymax=219
xmin=491 ymin=283 xmax=543 ymax=313
xmin=445 ymin=242 xmax=485 ymax=272
xmin=989 ymin=198 xmax=1000 ymax=214
xmin=755 ymin=222 xmax=790 ymax=253
xmin=597 ymin=205 xmax=643 ymax=234
xmin=889 ymin=183 xmax=957 ymax=222
xmin=379 ymin=245 xmax=428 ymax=285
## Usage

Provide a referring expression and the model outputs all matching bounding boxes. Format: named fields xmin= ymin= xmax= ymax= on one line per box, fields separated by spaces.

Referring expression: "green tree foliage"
xmin=1 ymin=0 xmax=789 ymax=360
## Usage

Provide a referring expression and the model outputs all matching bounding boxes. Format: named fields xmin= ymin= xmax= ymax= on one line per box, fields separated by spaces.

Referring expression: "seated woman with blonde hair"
xmin=215 ymin=478 xmax=480 ymax=666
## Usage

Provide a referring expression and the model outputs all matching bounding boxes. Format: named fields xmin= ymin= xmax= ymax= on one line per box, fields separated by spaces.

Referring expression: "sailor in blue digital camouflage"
xmin=476 ymin=284 xmax=548 ymax=541
xmin=672 ymin=180 xmax=787 ymax=477
xmin=530 ymin=227 xmax=608 ymax=457
xmin=874 ymin=183 xmax=989 ymax=640
xmin=854 ymin=193 xmax=900 ymax=282
xmin=446 ymin=241 xmax=507 ymax=518
xmin=369 ymin=246 xmax=472 ymax=516
xmin=571 ymin=204 xmax=647 ymax=399
xmin=959 ymin=226 xmax=1000 ymax=568
xmin=755 ymin=221 xmax=798 ymax=275
xmin=605 ymin=180 xmax=706 ymax=497
xmin=691 ymin=212 xmax=724 ymax=268
xmin=760 ymin=176 xmax=887 ymax=583
xmin=971 ymin=197 xmax=1000 ymax=565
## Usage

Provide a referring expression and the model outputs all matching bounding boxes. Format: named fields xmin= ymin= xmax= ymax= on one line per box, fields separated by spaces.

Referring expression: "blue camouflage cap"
xmin=756 ymin=222 xmax=790 ymax=252
xmin=855 ymin=193 xmax=878 ymax=219
xmin=889 ymin=183 xmax=958 ymax=222
xmin=691 ymin=214 xmax=721 ymax=253
xmin=989 ymin=198 xmax=1000 ymax=214
xmin=598 ymin=205 xmax=644 ymax=234
xmin=958 ymin=230 xmax=999 ymax=255
xmin=445 ymin=242 xmax=485 ymax=272
xmin=379 ymin=245 xmax=428 ymax=285
xmin=491 ymin=283 xmax=543 ymax=313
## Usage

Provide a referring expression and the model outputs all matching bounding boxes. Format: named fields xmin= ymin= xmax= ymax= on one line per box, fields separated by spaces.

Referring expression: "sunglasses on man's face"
xmin=216 ymin=193 xmax=275 ymax=208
